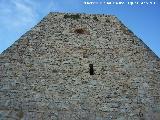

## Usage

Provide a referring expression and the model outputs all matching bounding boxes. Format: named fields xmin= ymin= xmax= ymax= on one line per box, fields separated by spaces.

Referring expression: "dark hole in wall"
xmin=64 ymin=14 xmax=81 ymax=20
xmin=89 ymin=64 xmax=94 ymax=75
xmin=93 ymin=16 xmax=99 ymax=21
xmin=74 ymin=28 xmax=86 ymax=34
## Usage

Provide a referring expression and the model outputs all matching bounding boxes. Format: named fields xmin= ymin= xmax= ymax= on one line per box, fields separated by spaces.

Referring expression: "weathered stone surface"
xmin=0 ymin=12 xmax=160 ymax=120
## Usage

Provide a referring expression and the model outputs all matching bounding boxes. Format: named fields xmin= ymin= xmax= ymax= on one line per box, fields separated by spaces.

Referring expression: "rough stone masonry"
xmin=0 ymin=12 xmax=160 ymax=120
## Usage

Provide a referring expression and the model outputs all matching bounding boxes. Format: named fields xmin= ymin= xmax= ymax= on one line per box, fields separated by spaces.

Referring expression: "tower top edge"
xmin=48 ymin=12 xmax=117 ymax=18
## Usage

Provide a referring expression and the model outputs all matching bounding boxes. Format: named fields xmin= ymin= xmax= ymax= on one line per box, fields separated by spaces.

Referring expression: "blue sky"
xmin=0 ymin=0 xmax=159 ymax=57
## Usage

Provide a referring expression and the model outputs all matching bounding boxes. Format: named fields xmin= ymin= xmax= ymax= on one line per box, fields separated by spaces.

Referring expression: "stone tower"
xmin=0 ymin=12 xmax=160 ymax=120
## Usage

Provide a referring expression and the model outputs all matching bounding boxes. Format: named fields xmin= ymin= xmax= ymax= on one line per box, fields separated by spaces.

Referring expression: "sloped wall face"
xmin=0 ymin=13 xmax=160 ymax=120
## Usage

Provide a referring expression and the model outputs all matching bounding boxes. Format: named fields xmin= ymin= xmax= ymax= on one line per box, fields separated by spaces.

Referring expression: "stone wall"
xmin=0 ymin=12 xmax=160 ymax=120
